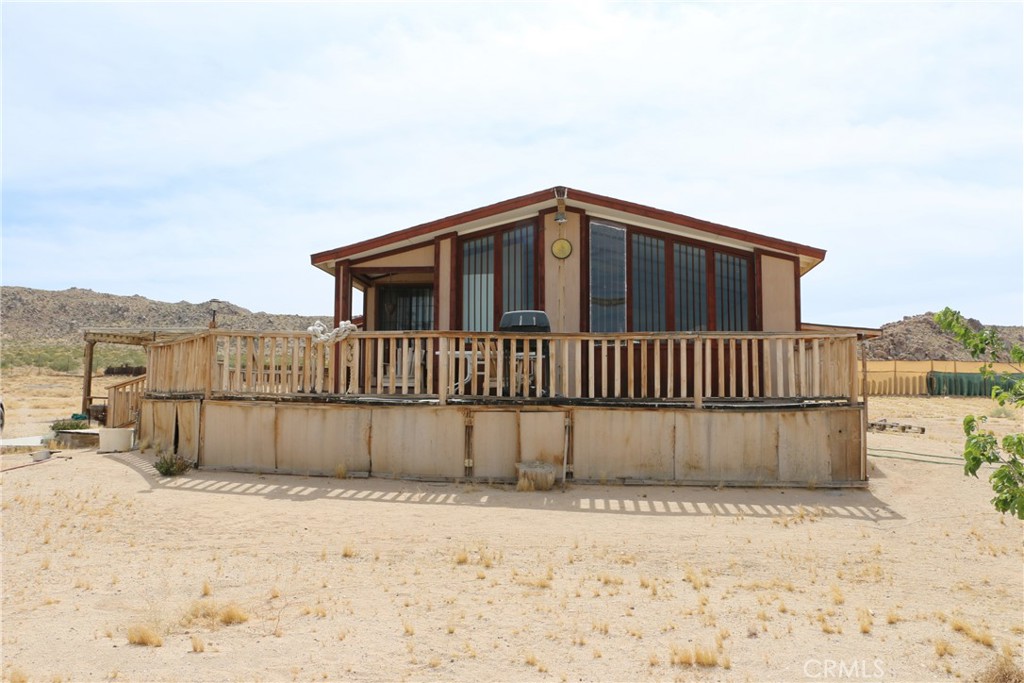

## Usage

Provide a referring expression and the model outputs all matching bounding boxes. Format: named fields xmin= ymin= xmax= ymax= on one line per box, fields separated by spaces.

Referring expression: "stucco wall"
xmin=760 ymin=254 xmax=798 ymax=332
xmin=542 ymin=212 xmax=582 ymax=333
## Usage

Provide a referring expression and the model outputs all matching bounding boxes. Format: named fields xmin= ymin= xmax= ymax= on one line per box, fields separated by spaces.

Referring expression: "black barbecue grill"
xmin=498 ymin=310 xmax=550 ymax=395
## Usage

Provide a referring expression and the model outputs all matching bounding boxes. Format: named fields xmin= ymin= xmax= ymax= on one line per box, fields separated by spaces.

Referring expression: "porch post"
xmin=438 ymin=336 xmax=449 ymax=406
xmin=859 ymin=334 xmax=869 ymax=480
xmin=334 ymin=261 xmax=352 ymax=393
xmin=693 ymin=337 xmax=703 ymax=409
xmin=81 ymin=339 xmax=96 ymax=414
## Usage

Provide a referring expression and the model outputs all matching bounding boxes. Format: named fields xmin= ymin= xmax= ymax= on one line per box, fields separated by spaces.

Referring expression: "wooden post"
xmin=438 ymin=336 xmax=449 ymax=406
xmin=694 ymin=337 xmax=703 ymax=409
xmin=81 ymin=340 xmax=96 ymax=414
xmin=859 ymin=334 xmax=869 ymax=480
xmin=205 ymin=332 xmax=216 ymax=400
xmin=848 ymin=336 xmax=858 ymax=406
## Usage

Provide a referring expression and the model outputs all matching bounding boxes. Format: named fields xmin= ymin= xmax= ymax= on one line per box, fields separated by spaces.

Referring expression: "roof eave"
xmin=310 ymin=186 xmax=828 ymax=274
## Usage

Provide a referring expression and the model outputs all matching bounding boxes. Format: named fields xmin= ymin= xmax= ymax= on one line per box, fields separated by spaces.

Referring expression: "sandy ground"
xmin=1 ymin=370 xmax=1022 ymax=682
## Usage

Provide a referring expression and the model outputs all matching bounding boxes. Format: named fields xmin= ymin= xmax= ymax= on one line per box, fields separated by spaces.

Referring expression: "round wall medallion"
xmin=551 ymin=238 xmax=573 ymax=260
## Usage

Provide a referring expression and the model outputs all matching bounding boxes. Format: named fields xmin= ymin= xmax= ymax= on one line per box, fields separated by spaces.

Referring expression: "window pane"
xmin=715 ymin=252 xmax=749 ymax=331
xmin=462 ymin=235 xmax=494 ymax=331
xmin=674 ymin=243 xmax=707 ymax=331
xmin=502 ymin=220 xmax=535 ymax=313
xmin=379 ymin=286 xmax=434 ymax=331
xmin=631 ymin=233 xmax=665 ymax=331
xmin=590 ymin=222 xmax=626 ymax=333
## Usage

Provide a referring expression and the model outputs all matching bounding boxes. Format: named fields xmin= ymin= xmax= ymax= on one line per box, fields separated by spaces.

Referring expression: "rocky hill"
xmin=862 ymin=313 xmax=1024 ymax=362
xmin=1 ymin=286 xmax=331 ymax=345
xmin=1 ymin=287 xmax=1021 ymax=364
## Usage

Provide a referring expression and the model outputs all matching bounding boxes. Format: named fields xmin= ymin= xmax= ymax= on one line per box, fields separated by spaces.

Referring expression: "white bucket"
xmin=99 ymin=428 xmax=134 ymax=453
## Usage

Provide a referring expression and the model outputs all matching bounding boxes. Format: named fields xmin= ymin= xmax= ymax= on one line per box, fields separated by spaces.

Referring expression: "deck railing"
xmin=146 ymin=329 xmax=861 ymax=407
xmin=107 ymin=375 xmax=146 ymax=427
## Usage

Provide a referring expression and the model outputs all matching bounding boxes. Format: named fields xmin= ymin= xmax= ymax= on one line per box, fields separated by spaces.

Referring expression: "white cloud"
xmin=2 ymin=2 xmax=1020 ymax=325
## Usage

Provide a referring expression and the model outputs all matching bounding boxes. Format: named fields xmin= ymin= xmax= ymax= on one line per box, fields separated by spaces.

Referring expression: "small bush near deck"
xmin=50 ymin=419 xmax=89 ymax=432
xmin=154 ymin=453 xmax=192 ymax=477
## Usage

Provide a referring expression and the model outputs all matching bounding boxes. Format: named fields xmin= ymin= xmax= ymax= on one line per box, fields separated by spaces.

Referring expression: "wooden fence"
xmin=861 ymin=360 xmax=1021 ymax=396
xmin=107 ymin=375 xmax=146 ymax=427
xmin=146 ymin=330 xmax=861 ymax=407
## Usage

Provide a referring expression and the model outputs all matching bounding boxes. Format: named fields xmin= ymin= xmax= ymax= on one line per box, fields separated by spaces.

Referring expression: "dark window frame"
xmin=584 ymin=218 xmax=756 ymax=333
xmin=456 ymin=218 xmax=541 ymax=331
xmin=376 ymin=284 xmax=435 ymax=331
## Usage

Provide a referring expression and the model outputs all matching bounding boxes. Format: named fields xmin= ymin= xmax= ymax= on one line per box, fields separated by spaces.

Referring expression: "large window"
xmin=587 ymin=221 xmax=751 ymax=332
xmin=462 ymin=220 xmax=536 ymax=331
xmin=715 ymin=252 xmax=749 ymax=331
xmin=378 ymin=285 xmax=434 ymax=331
xmin=589 ymin=222 xmax=627 ymax=333
xmin=462 ymin=234 xmax=494 ymax=331
xmin=502 ymin=222 xmax=535 ymax=313
xmin=674 ymin=243 xmax=708 ymax=331
xmin=632 ymin=233 xmax=665 ymax=332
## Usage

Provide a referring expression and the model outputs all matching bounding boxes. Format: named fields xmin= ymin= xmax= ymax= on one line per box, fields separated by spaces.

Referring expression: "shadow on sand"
xmin=108 ymin=450 xmax=903 ymax=523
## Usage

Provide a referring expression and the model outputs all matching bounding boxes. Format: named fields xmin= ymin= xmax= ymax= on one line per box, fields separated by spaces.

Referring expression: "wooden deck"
xmin=145 ymin=330 xmax=863 ymax=407
xmin=135 ymin=329 xmax=867 ymax=488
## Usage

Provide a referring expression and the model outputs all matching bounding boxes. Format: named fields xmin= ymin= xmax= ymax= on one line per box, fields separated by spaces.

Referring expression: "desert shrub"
xmin=0 ymin=342 xmax=146 ymax=373
xmin=976 ymin=654 xmax=1024 ymax=683
xmin=154 ymin=453 xmax=192 ymax=476
xmin=50 ymin=419 xmax=89 ymax=432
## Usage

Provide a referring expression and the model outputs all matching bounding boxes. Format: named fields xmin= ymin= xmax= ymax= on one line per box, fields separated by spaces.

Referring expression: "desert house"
xmin=126 ymin=186 xmax=868 ymax=486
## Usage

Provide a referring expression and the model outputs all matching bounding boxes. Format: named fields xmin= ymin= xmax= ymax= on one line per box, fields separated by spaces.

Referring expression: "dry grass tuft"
xmin=685 ymin=565 xmax=707 ymax=591
xmin=976 ymin=654 xmax=1024 ymax=683
xmin=191 ymin=635 xmax=205 ymax=653
xmin=201 ymin=580 xmax=212 ymax=597
xmin=598 ymin=572 xmax=623 ymax=586
xmin=935 ymin=638 xmax=954 ymax=657
xmin=670 ymin=644 xmax=694 ymax=666
xmin=333 ymin=463 xmax=347 ymax=479
xmin=218 ymin=603 xmax=249 ymax=625
xmin=858 ymin=607 xmax=873 ymax=634
xmin=9 ymin=669 xmax=29 ymax=683
xmin=454 ymin=548 xmax=469 ymax=565
xmin=342 ymin=545 xmax=356 ymax=559
xmin=694 ymin=644 xmax=719 ymax=667
xmin=951 ymin=617 xmax=994 ymax=647
xmin=668 ymin=643 xmax=722 ymax=668
xmin=184 ymin=599 xmax=248 ymax=628
xmin=126 ymin=624 xmax=163 ymax=647
xmin=830 ymin=584 xmax=845 ymax=605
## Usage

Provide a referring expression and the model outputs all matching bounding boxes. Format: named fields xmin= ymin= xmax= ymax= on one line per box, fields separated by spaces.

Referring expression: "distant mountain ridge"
xmin=862 ymin=313 xmax=1024 ymax=362
xmin=1 ymin=286 xmax=331 ymax=345
xmin=1 ymin=286 xmax=1021 ymax=363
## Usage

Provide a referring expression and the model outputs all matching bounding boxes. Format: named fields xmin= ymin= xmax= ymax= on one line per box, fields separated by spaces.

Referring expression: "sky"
xmin=2 ymin=2 xmax=1021 ymax=327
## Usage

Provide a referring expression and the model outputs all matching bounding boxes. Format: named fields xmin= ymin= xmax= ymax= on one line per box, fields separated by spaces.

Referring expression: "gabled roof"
xmin=310 ymin=186 xmax=827 ymax=275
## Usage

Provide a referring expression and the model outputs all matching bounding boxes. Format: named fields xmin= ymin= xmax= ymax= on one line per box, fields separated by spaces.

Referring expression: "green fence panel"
xmin=926 ymin=372 xmax=1024 ymax=397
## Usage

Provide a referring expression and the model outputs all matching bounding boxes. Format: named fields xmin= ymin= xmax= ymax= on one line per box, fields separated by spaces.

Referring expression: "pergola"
xmin=81 ymin=328 xmax=204 ymax=414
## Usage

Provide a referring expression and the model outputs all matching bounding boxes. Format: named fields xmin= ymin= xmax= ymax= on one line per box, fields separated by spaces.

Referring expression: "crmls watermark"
xmin=804 ymin=659 xmax=886 ymax=679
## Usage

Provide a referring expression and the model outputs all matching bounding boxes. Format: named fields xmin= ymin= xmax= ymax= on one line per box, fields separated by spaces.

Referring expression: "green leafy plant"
xmin=50 ymin=419 xmax=89 ymax=432
xmin=935 ymin=308 xmax=1024 ymax=518
xmin=153 ymin=452 xmax=193 ymax=476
